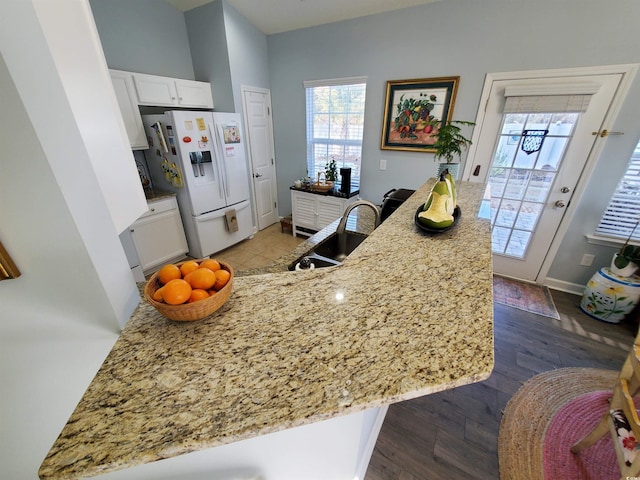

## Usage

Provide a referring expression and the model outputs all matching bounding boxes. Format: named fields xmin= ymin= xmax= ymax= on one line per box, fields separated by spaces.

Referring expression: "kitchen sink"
xmin=288 ymin=231 xmax=369 ymax=271
xmin=312 ymin=231 xmax=368 ymax=262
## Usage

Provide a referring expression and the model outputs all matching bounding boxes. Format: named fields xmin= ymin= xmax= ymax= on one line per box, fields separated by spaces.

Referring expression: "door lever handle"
xmin=254 ymin=173 xmax=263 ymax=178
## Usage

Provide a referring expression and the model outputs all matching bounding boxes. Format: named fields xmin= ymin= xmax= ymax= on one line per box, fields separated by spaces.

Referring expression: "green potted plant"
xmin=325 ymin=158 xmax=338 ymax=182
xmin=432 ymin=120 xmax=475 ymax=177
xmin=612 ymin=220 xmax=640 ymax=277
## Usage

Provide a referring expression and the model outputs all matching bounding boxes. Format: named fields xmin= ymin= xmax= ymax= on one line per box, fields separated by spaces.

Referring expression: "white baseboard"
xmin=543 ymin=277 xmax=585 ymax=296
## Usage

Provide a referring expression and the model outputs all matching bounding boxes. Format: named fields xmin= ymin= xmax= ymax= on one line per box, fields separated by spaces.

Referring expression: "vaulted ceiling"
xmin=167 ymin=0 xmax=441 ymax=35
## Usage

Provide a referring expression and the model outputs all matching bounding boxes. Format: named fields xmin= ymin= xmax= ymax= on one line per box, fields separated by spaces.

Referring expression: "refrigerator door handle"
xmin=212 ymin=122 xmax=231 ymax=199
xmin=207 ymin=123 xmax=225 ymax=200
xmin=152 ymin=121 xmax=169 ymax=153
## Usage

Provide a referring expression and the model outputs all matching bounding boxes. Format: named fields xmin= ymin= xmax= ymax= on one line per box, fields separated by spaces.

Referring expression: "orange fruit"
xmin=186 ymin=267 xmax=216 ymax=290
xmin=152 ymin=286 xmax=165 ymax=302
xmin=157 ymin=264 xmax=181 ymax=285
xmin=199 ymin=258 xmax=221 ymax=272
xmin=212 ymin=269 xmax=231 ymax=291
xmin=162 ymin=279 xmax=192 ymax=305
xmin=188 ymin=289 xmax=210 ymax=303
xmin=180 ymin=260 xmax=200 ymax=277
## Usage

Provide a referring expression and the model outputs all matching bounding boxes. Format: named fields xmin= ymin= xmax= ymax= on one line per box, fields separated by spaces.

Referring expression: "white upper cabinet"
xmin=109 ymin=69 xmax=214 ymax=150
xmin=133 ymin=72 xmax=214 ymax=108
xmin=109 ymin=70 xmax=148 ymax=149
xmin=174 ymin=79 xmax=214 ymax=108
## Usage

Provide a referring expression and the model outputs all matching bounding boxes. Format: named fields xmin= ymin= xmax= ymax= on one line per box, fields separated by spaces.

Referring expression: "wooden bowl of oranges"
xmin=144 ymin=258 xmax=233 ymax=321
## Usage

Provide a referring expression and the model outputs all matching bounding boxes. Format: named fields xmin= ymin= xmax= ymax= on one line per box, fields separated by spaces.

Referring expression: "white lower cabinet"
xmin=291 ymin=190 xmax=358 ymax=237
xmin=130 ymin=196 xmax=188 ymax=273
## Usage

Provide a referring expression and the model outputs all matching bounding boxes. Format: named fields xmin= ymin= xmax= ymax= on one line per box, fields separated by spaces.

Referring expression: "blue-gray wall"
xmin=90 ymin=0 xmax=640 ymax=289
xmin=89 ymin=0 xmax=195 ymax=79
xmin=267 ymin=0 xmax=640 ymax=288
xmin=184 ymin=0 xmax=234 ymax=112
xmin=223 ymin=1 xmax=270 ymax=106
xmin=184 ymin=0 xmax=270 ymax=113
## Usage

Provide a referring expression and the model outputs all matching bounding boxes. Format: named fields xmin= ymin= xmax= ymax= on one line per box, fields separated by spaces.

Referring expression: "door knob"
xmin=555 ymin=200 xmax=566 ymax=208
xmin=560 ymin=187 xmax=570 ymax=193
xmin=254 ymin=173 xmax=263 ymax=178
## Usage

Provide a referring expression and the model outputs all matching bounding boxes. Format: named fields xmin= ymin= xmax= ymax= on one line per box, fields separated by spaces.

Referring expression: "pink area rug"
xmin=493 ymin=275 xmax=560 ymax=319
xmin=499 ymin=369 xmax=620 ymax=479
xmin=543 ymin=390 xmax=638 ymax=479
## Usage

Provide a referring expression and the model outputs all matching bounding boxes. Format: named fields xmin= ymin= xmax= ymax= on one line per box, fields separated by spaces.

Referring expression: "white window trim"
xmin=303 ymin=76 xmax=367 ymax=88
xmin=585 ymin=233 xmax=639 ymax=248
xmin=304 ymin=78 xmax=367 ymax=184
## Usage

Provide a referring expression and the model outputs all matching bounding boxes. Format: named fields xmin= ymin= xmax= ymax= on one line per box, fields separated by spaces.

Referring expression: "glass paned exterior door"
xmin=481 ymin=112 xmax=578 ymax=258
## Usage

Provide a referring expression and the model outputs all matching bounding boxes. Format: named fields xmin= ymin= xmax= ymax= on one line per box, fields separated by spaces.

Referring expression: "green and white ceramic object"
xmin=580 ymin=267 xmax=640 ymax=324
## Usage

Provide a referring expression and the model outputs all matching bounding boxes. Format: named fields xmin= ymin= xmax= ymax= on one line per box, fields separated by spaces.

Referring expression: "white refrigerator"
xmin=142 ymin=111 xmax=253 ymax=258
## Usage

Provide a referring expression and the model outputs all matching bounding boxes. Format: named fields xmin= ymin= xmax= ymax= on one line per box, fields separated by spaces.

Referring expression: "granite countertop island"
xmin=39 ymin=179 xmax=493 ymax=479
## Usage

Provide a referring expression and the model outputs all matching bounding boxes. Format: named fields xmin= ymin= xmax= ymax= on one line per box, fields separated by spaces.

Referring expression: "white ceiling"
xmin=167 ymin=0 xmax=441 ymax=35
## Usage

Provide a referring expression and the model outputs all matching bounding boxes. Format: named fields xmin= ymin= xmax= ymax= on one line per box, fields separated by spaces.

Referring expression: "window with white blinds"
xmin=304 ymin=77 xmax=367 ymax=187
xmin=595 ymin=141 xmax=640 ymax=241
xmin=503 ymin=83 xmax=599 ymax=113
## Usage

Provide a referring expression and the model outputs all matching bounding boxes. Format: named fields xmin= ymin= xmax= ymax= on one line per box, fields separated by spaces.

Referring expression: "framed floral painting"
xmin=380 ymin=76 xmax=460 ymax=152
xmin=0 ymin=241 xmax=20 ymax=280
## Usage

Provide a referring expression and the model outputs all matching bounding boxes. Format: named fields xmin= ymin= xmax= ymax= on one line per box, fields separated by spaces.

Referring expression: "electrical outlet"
xmin=580 ymin=254 xmax=595 ymax=266
xmin=380 ymin=159 xmax=387 ymax=170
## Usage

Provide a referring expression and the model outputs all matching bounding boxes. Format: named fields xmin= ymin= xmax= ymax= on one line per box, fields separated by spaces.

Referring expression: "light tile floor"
xmin=214 ymin=222 xmax=305 ymax=272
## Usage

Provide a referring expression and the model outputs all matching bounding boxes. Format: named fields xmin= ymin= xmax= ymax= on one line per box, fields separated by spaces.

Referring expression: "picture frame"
xmin=380 ymin=76 xmax=460 ymax=152
xmin=0 ymin=241 xmax=20 ymax=280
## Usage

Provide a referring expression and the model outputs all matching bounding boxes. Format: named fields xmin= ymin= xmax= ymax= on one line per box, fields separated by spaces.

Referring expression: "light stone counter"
xmin=39 ymin=179 xmax=493 ymax=479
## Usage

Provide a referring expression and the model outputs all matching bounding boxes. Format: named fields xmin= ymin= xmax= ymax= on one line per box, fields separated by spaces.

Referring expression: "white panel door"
xmin=242 ymin=87 xmax=278 ymax=230
xmin=466 ymin=69 xmax=632 ymax=282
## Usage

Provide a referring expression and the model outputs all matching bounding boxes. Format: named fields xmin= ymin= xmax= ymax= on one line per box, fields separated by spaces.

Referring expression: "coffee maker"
xmin=340 ymin=167 xmax=351 ymax=195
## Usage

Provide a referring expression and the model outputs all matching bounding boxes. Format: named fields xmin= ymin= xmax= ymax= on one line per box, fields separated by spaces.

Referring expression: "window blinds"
xmin=503 ymin=83 xmax=600 ymax=113
xmin=304 ymin=78 xmax=367 ymax=183
xmin=595 ymin=144 xmax=640 ymax=241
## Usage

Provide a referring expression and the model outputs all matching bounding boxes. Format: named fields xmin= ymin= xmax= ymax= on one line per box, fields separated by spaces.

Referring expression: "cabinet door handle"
xmin=130 ymin=229 xmax=135 ymax=233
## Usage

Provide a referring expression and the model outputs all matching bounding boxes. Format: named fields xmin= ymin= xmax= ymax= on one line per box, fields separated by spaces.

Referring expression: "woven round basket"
xmin=143 ymin=260 xmax=234 ymax=321
xmin=310 ymin=181 xmax=334 ymax=192
xmin=498 ymin=367 xmax=617 ymax=480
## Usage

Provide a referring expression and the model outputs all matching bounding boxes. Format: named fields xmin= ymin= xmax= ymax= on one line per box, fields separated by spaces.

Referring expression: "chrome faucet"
xmin=336 ymin=200 xmax=381 ymax=235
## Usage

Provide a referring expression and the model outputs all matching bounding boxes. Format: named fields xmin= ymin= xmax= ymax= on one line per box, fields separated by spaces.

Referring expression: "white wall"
xmin=0 ymin=0 xmax=146 ymax=477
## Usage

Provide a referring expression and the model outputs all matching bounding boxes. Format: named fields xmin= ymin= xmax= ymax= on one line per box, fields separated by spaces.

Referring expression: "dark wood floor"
xmin=364 ymin=290 xmax=638 ymax=480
